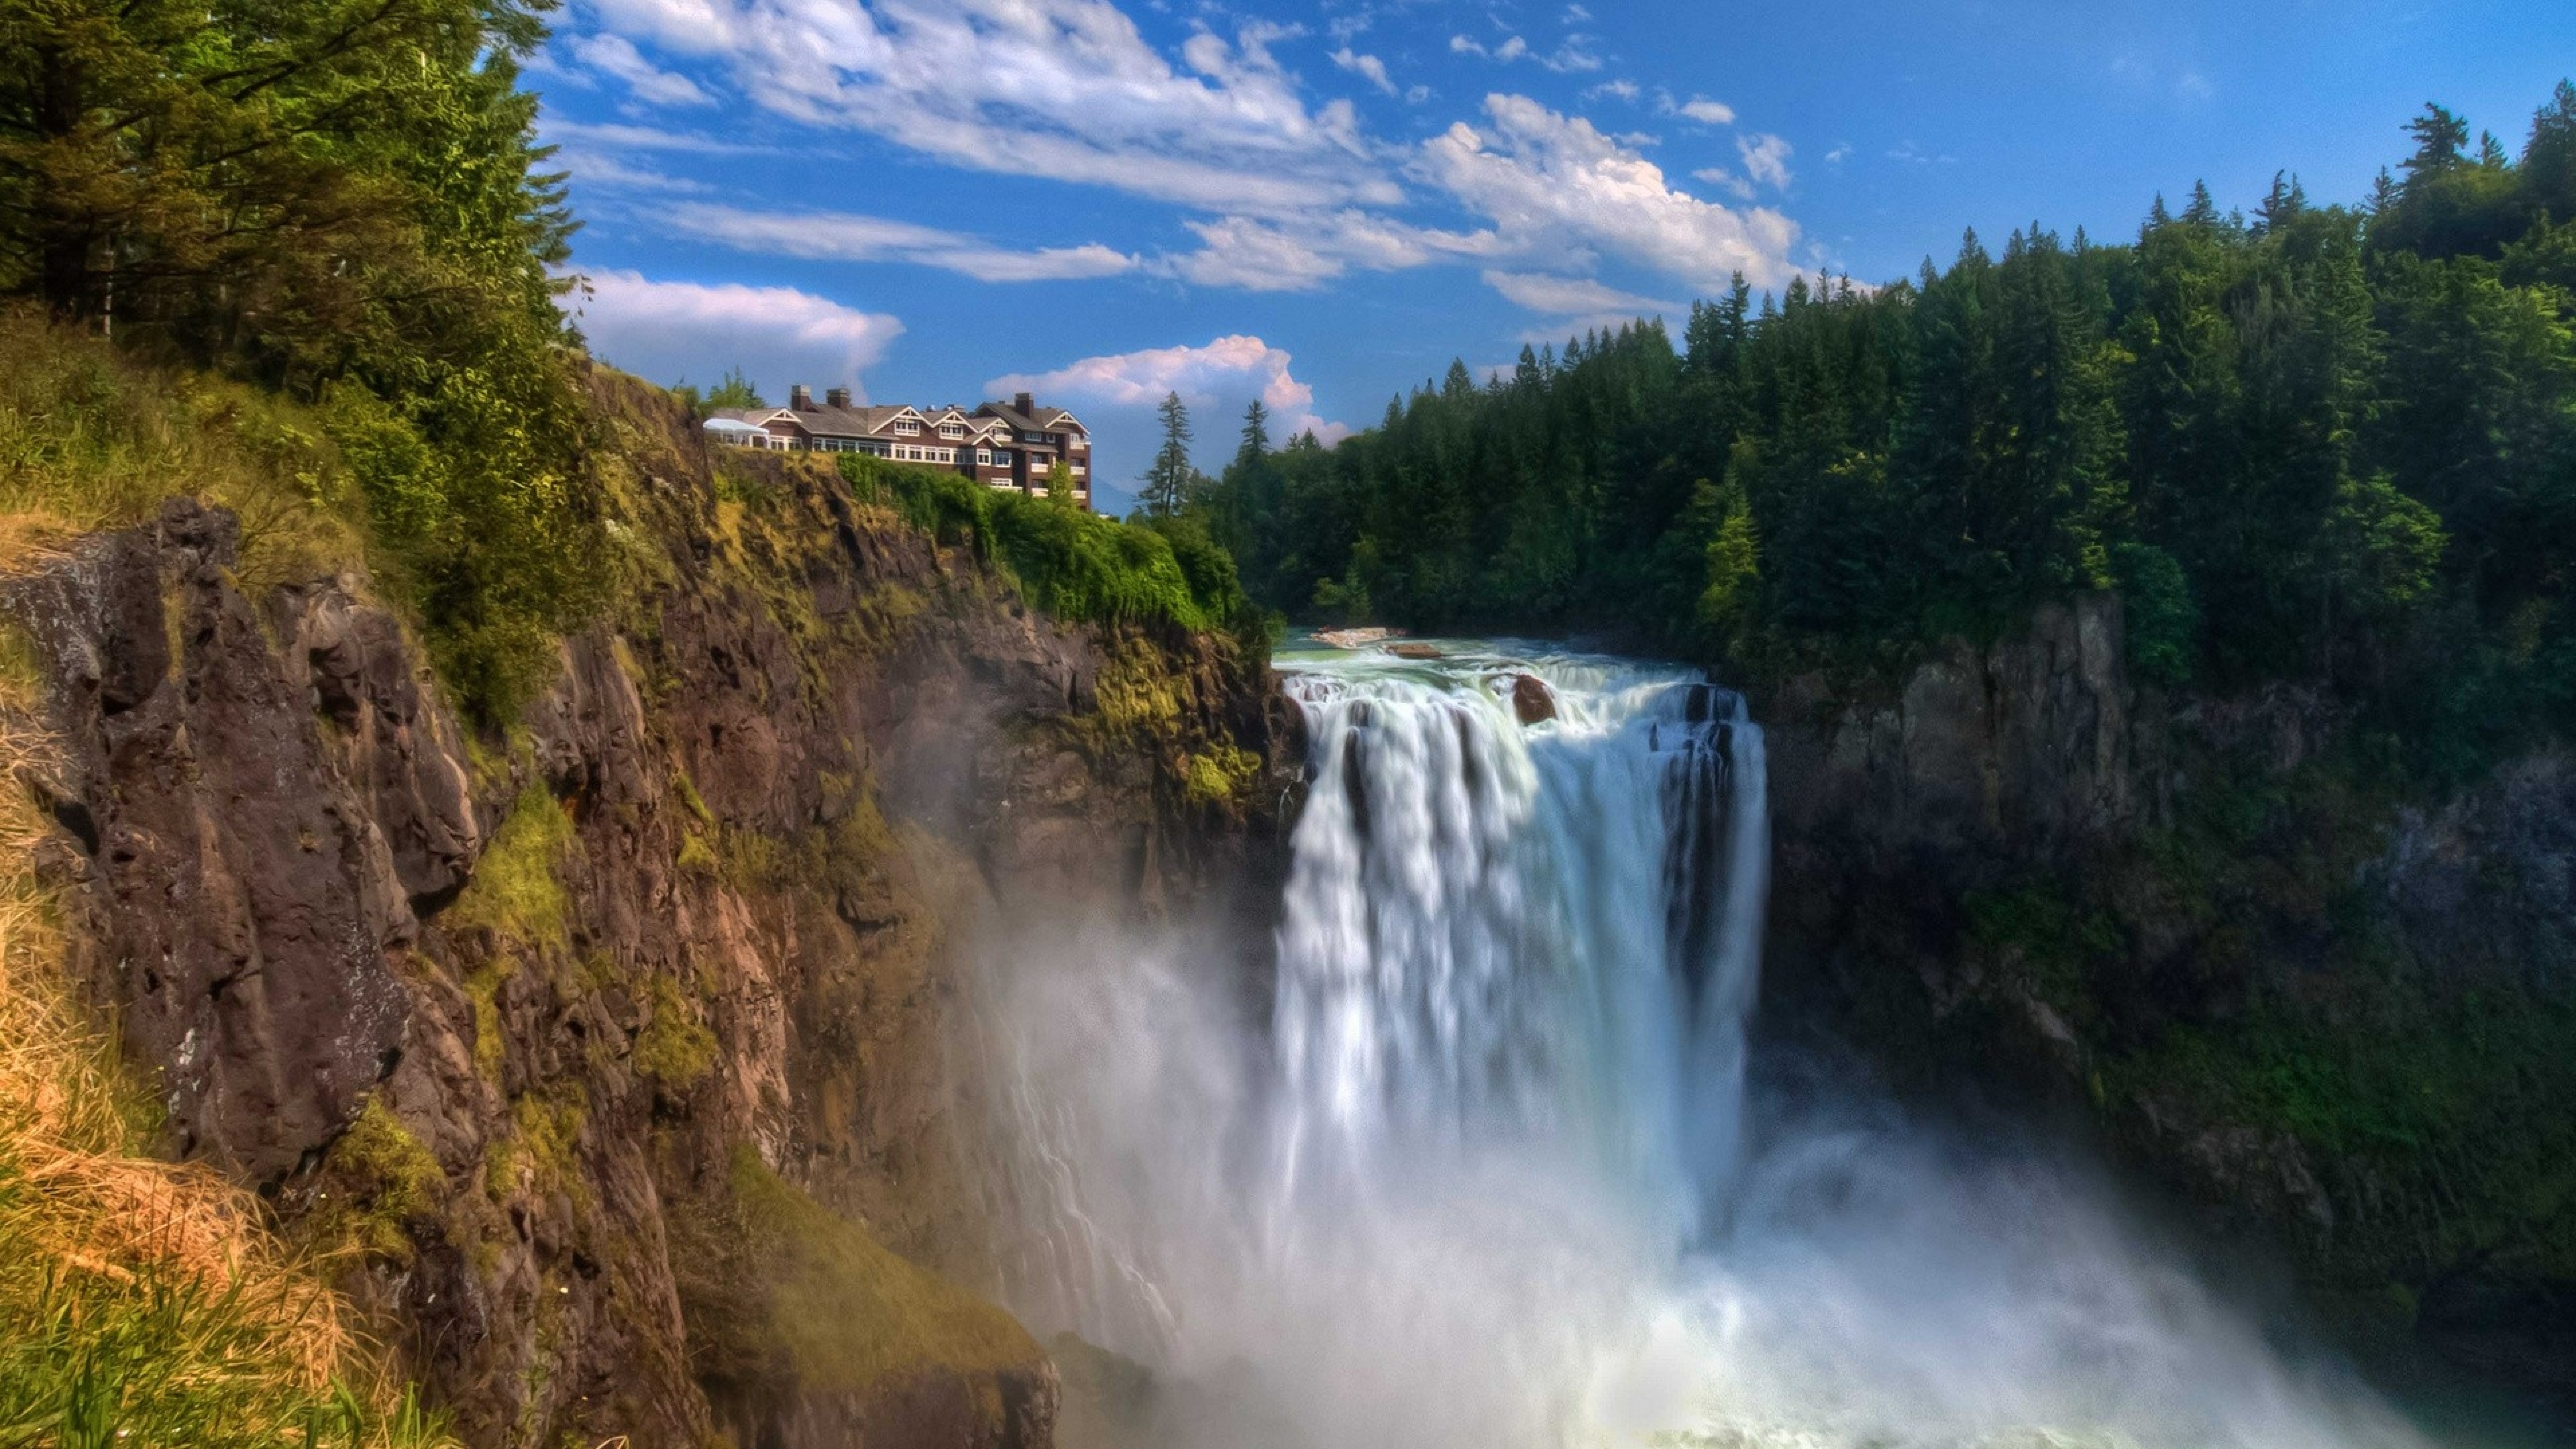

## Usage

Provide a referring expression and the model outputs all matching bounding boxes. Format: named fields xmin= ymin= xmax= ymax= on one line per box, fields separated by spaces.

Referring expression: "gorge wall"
xmin=1760 ymin=594 xmax=2576 ymax=1414
xmin=0 ymin=372 xmax=1291 ymax=1449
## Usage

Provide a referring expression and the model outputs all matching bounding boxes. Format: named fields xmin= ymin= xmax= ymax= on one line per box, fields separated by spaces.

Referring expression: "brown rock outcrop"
xmin=1 ymin=372 xmax=1292 ymax=1448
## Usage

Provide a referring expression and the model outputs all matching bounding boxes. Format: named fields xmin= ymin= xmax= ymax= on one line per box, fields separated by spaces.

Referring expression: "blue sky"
xmin=538 ymin=0 xmax=2573 ymax=512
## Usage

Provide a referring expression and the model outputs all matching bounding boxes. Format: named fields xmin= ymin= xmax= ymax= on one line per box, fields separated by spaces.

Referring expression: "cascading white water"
xmin=984 ymin=638 xmax=2438 ymax=1449
xmin=1268 ymin=645 xmax=1765 ymax=1240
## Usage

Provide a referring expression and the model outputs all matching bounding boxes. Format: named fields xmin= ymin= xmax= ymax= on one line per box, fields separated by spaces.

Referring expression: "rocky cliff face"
xmin=2 ymin=373 xmax=1289 ymax=1448
xmin=1760 ymin=592 xmax=2576 ymax=1413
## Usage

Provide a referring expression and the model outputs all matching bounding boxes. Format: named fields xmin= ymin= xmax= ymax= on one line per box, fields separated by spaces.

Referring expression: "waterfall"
xmin=1268 ymin=648 xmax=1765 ymax=1238
xmin=983 ymin=637 xmax=2437 ymax=1449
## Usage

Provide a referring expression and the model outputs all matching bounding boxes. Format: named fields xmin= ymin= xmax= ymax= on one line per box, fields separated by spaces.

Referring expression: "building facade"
xmin=707 ymin=386 xmax=1094 ymax=510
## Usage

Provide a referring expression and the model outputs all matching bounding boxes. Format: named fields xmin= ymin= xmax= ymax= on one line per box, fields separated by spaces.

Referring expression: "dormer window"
xmin=892 ymin=419 xmax=920 ymax=435
xmin=940 ymin=423 xmax=963 ymax=438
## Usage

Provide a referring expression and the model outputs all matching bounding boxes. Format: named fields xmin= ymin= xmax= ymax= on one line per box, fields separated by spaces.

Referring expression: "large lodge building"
xmin=705 ymin=386 xmax=1095 ymax=511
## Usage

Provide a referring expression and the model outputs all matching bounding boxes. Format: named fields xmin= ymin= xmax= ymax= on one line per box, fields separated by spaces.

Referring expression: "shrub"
xmin=836 ymin=456 xmax=1253 ymax=634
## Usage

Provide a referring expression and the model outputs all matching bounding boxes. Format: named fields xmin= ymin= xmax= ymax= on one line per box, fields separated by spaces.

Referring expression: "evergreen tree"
xmin=1139 ymin=390 xmax=1195 ymax=518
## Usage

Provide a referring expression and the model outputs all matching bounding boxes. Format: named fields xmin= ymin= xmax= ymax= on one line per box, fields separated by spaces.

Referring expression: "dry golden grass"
xmin=0 ymin=573 xmax=448 ymax=1444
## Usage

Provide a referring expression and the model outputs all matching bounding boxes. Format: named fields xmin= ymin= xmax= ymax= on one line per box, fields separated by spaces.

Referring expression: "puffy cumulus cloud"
xmin=1480 ymin=269 xmax=1675 ymax=317
xmin=1736 ymin=131 xmax=1792 ymax=189
xmin=1416 ymin=94 xmax=1800 ymax=291
xmin=1164 ymin=211 xmax=1499 ymax=292
xmin=660 ymin=202 xmax=1138 ymax=281
xmin=1331 ymin=46 xmax=1396 ymax=96
xmin=579 ymin=0 xmax=1393 ymax=215
xmin=568 ymin=32 xmax=714 ymax=106
xmin=569 ymin=269 xmax=902 ymax=396
xmin=991 ymin=335 xmax=1350 ymax=443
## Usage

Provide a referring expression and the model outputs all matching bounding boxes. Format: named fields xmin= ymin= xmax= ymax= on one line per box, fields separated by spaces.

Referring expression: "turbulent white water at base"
xmin=983 ymin=639 xmax=2431 ymax=1449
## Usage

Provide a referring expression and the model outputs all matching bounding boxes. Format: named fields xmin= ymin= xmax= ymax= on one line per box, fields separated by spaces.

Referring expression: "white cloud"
xmin=1330 ymin=47 xmax=1396 ymax=96
xmin=1824 ymin=142 xmax=1851 ymax=164
xmin=539 ymin=117 xmax=770 ymax=154
xmin=581 ymin=0 xmax=1392 ymax=215
xmin=568 ymin=269 xmax=903 ymax=397
xmin=990 ymin=335 xmax=1350 ymax=443
xmin=1168 ymin=216 xmax=1351 ymax=291
xmin=1481 ymin=270 xmax=1675 ymax=316
xmin=1736 ymin=132 xmax=1792 ymax=189
xmin=1585 ymin=78 xmax=1640 ymax=103
xmin=1415 ymin=94 xmax=1800 ymax=291
xmin=569 ymin=32 xmax=714 ymax=107
xmin=554 ymin=148 xmax=711 ymax=192
xmin=1405 ymin=83 xmax=1432 ymax=105
xmin=1667 ymin=94 xmax=1735 ymax=125
xmin=1691 ymin=166 xmax=1755 ymax=200
xmin=1450 ymin=29 xmax=1598 ymax=71
xmin=1163 ymin=211 xmax=1500 ymax=292
xmin=660 ymin=202 xmax=1139 ymax=281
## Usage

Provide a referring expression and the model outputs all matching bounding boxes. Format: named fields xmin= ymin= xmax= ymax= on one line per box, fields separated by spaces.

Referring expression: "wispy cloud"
xmin=1330 ymin=47 xmax=1397 ymax=97
xmin=990 ymin=335 xmax=1350 ymax=442
xmin=1692 ymin=166 xmax=1755 ymax=200
xmin=1666 ymin=94 xmax=1736 ymax=126
xmin=1449 ymin=29 xmax=1601 ymax=72
xmin=659 ymin=202 xmax=1139 ymax=282
xmin=1162 ymin=211 xmax=1500 ymax=292
xmin=1481 ymin=270 xmax=1676 ymax=316
xmin=1737 ymin=132 xmax=1793 ymax=189
xmin=568 ymin=269 xmax=903 ymax=397
xmin=567 ymin=32 xmax=714 ymax=107
xmin=540 ymin=117 xmax=770 ymax=155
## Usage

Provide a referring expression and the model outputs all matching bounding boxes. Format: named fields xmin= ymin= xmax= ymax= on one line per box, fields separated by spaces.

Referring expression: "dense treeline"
xmin=1 ymin=0 xmax=596 ymax=717
xmin=1202 ymin=86 xmax=2576 ymax=774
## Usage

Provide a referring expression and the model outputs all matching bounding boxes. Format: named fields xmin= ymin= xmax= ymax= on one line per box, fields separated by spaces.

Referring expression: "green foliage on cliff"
xmin=838 ymin=455 xmax=1256 ymax=637
xmin=680 ymin=1147 xmax=1036 ymax=1399
xmin=0 ymin=0 xmax=604 ymax=724
xmin=1969 ymin=743 xmax=2576 ymax=1305
xmin=1197 ymin=83 xmax=2576 ymax=770
xmin=446 ymin=787 xmax=574 ymax=949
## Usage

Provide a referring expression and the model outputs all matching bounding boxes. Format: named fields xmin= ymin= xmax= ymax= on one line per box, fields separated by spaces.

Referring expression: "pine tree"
xmin=1236 ymin=399 xmax=1271 ymax=467
xmin=2404 ymin=104 xmax=2472 ymax=180
xmin=1139 ymin=390 xmax=1195 ymax=518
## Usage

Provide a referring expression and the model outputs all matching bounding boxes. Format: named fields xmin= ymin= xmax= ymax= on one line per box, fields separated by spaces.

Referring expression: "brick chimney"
xmin=825 ymin=386 xmax=851 ymax=408
xmin=1013 ymin=391 xmax=1034 ymax=416
xmin=789 ymin=383 xmax=812 ymax=411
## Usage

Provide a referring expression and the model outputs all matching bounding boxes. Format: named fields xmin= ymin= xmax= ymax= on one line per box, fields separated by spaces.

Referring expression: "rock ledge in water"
xmin=1384 ymin=642 xmax=1444 ymax=660
xmin=1510 ymin=674 xmax=1557 ymax=724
